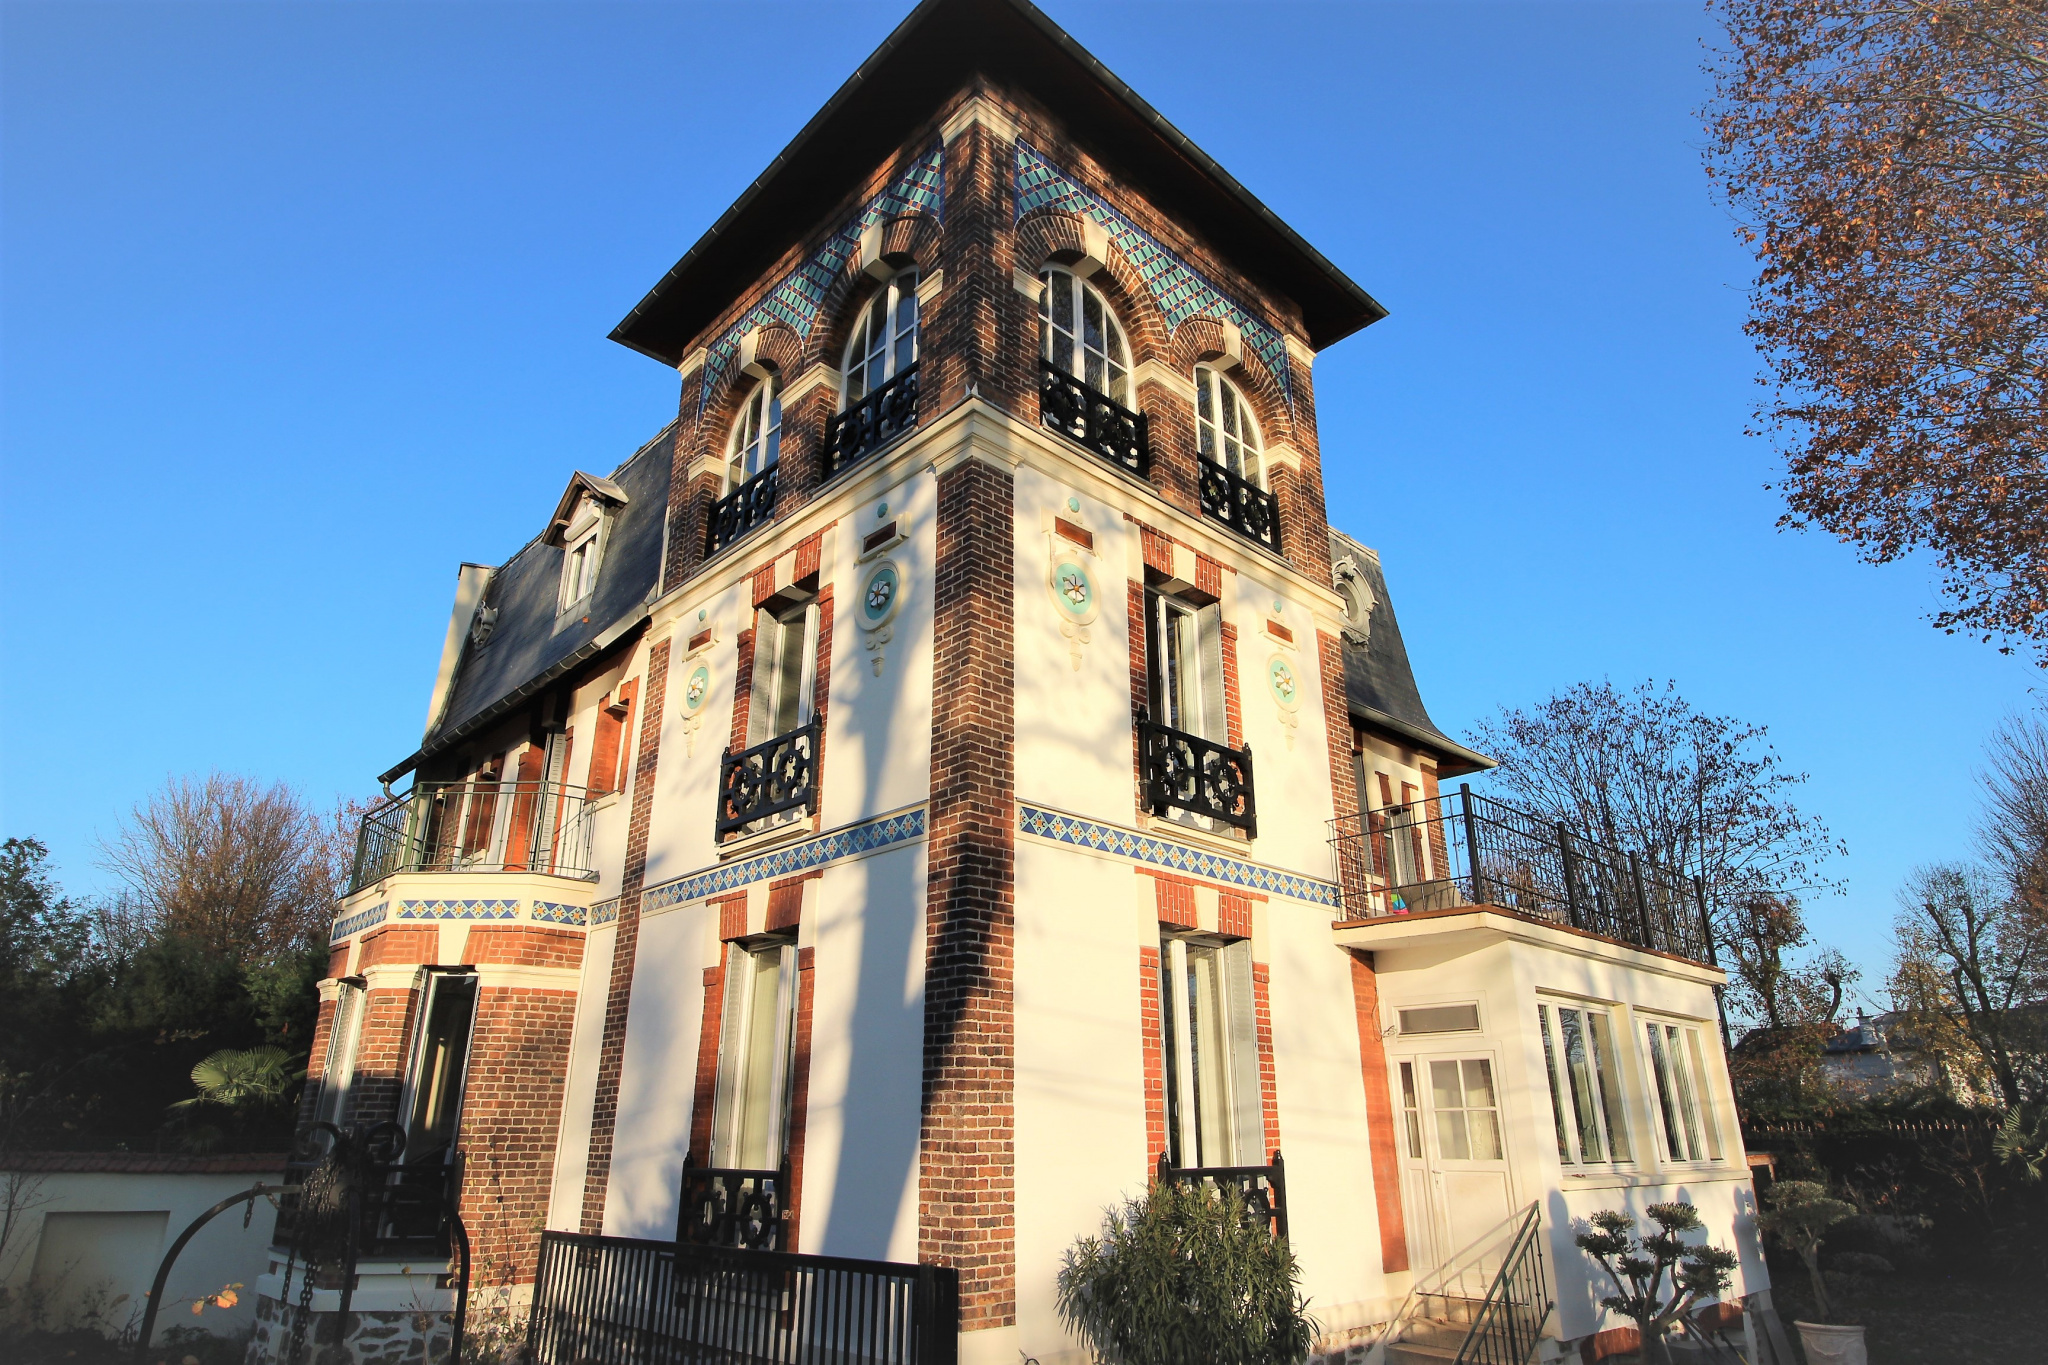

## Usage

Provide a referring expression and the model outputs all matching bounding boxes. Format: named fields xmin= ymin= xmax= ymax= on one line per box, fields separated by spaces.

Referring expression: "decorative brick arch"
xmin=701 ymin=321 xmax=801 ymax=450
xmin=1014 ymin=208 xmax=1172 ymax=369
xmin=1171 ymin=316 xmax=1297 ymax=450
xmin=813 ymin=212 xmax=944 ymax=370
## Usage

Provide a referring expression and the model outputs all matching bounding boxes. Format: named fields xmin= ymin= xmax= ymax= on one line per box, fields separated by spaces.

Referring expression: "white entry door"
xmin=1396 ymin=1054 xmax=1514 ymax=1280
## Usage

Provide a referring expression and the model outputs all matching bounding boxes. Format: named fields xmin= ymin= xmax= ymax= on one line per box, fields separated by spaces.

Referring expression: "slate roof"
xmin=382 ymin=427 xmax=675 ymax=782
xmin=1328 ymin=528 xmax=1492 ymax=777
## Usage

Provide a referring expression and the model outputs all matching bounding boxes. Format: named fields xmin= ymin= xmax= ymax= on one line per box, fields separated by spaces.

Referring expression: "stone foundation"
xmin=243 ymin=1291 xmax=452 ymax=1365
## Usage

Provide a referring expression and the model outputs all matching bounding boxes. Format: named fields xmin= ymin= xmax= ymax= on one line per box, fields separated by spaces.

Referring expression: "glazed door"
xmin=1397 ymin=1054 xmax=1514 ymax=1277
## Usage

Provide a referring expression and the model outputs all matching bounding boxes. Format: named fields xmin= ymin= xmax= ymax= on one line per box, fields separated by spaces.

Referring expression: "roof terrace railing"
xmin=349 ymin=780 xmax=599 ymax=893
xmin=1328 ymin=785 xmax=1717 ymax=965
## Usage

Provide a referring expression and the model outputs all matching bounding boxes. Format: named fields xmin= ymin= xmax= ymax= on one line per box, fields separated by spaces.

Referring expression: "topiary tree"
xmin=1056 ymin=1179 xmax=1316 ymax=1365
xmin=1574 ymin=1201 xmax=1739 ymax=1365
xmin=1756 ymin=1180 xmax=1856 ymax=1321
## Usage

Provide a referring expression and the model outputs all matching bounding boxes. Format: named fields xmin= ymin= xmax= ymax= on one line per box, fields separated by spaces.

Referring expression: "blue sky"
xmin=2 ymin=0 xmax=2037 ymax=994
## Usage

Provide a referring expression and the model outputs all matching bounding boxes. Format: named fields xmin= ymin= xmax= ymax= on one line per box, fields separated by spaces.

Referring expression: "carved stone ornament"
xmin=856 ymin=558 xmax=905 ymax=675
xmin=1044 ymin=510 xmax=1101 ymax=670
xmin=677 ymin=615 xmax=720 ymax=755
xmin=1333 ymin=557 xmax=1376 ymax=647
xmin=1265 ymin=651 xmax=1303 ymax=749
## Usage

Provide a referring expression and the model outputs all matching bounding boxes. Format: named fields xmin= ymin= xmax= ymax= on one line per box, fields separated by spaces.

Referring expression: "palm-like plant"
xmin=172 ymin=1045 xmax=298 ymax=1111
xmin=1575 ymin=1202 xmax=1738 ymax=1365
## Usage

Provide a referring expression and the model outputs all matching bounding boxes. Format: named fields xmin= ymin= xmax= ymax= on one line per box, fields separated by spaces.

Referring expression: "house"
xmin=256 ymin=3 xmax=1767 ymax=1361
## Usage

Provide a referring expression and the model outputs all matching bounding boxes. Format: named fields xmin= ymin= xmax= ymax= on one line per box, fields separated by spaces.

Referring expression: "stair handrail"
xmin=1361 ymin=1202 xmax=1541 ymax=1365
xmin=1452 ymin=1203 xmax=1552 ymax=1365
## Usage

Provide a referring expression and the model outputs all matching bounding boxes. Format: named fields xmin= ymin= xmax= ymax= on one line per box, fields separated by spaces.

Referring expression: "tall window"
xmin=843 ymin=268 xmax=920 ymax=402
xmin=748 ymin=595 xmax=819 ymax=745
xmin=312 ymin=979 xmax=366 ymax=1129
xmin=727 ymin=377 xmax=782 ymax=489
xmin=1147 ymin=590 xmax=1224 ymax=741
xmin=1644 ymin=1018 xmax=1724 ymax=1163
xmin=1159 ymin=934 xmax=1262 ymax=1169
xmin=559 ymin=495 xmax=605 ymax=611
xmin=1195 ymin=366 xmax=1264 ymax=487
xmin=712 ymin=939 xmax=799 ymax=1170
xmin=1537 ymin=1001 xmax=1633 ymax=1166
xmin=1040 ymin=267 xmax=1131 ymax=406
xmin=405 ymin=972 xmax=479 ymax=1164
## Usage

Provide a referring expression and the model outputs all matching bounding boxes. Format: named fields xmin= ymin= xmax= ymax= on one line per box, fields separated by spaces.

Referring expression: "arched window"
xmin=1194 ymin=366 xmax=1263 ymax=487
xmin=727 ymin=376 xmax=782 ymax=489
xmin=843 ymin=268 xmax=919 ymax=402
xmin=1040 ymin=268 xmax=1130 ymax=407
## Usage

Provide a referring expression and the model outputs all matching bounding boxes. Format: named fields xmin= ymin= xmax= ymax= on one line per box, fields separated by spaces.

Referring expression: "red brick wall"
xmin=465 ymin=926 xmax=585 ymax=969
xmin=920 ymin=455 xmax=1016 ymax=1331
xmin=454 ymin=985 xmax=579 ymax=1280
xmin=580 ymin=637 xmax=673 ymax=1232
xmin=784 ymin=947 xmax=818 ymax=1251
xmin=1251 ymin=962 xmax=1282 ymax=1161
xmin=1138 ymin=946 xmax=1166 ymax=1163
xmin=1348 ymin=951 xmax=1408 ymax=1273
xmin=688 ymin=963 xmax=725 ymax=1164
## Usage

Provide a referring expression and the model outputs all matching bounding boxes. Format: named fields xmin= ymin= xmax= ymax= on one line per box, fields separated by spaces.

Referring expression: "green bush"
xmin=1056 ymin=1180 xmax=1316 ymax=1365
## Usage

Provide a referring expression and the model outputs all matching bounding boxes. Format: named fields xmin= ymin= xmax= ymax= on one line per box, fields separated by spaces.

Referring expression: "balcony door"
xmin=1147 ymin=591 xmax=1224 ymax=743
xmin=1395 ymin=1053 xmax=1514 ymax=1278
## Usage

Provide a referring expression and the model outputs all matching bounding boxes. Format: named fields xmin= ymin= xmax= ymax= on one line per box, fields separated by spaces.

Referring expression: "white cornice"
xmin=940 ymin=93 xmax=1019 ymax=147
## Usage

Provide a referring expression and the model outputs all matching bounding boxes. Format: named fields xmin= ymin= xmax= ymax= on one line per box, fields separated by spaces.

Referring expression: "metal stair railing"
xmin=1362 ymin=1202 xmax=1543 ymax=1365
xmin=1452 ymin=1203 xmax=1552 ymax=1365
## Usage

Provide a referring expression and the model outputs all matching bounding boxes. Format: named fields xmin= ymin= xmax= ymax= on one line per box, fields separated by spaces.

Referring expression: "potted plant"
xmin=1756 ymin=1180 xmax=1863 ymax=1364
xmin=1574 ymin=1201 xmax=1738 ymax=1364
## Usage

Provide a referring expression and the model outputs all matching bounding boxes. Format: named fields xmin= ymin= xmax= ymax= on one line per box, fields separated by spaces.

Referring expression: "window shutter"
xmin=795 ymin=603 xmax=821 ymax=727
xmin=1221 ymin=940 xmax=1264 ymax=1165
xmin=1196 ymin=603 xmax=1226 ymax=743
xmin=711 ymin=942 xmax=750 ymax=1165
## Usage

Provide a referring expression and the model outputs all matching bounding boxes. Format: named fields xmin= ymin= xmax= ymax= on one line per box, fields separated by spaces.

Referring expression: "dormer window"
xmin=1195 ymin=366 xmax=1263 ymax=488
xmin=558 ymin=495 xmax=605 ymax=612
xmin=727 ymin=376 xmax=782 ymax=490
xmin=1040 ymin=267 xmax=1130 ymax=406
xmin=843 ymin=269 xmax=919 ymax=402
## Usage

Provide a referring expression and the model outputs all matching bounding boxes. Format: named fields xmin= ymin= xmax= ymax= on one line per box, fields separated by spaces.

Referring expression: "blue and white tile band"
xmin=1018 ymin=804 xmax=1340 ymax=907
xmin=643 ymin=806 xmax=929 ymax=912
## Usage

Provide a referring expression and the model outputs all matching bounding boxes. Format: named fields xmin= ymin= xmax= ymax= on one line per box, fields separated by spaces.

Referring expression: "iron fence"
xmin=1453 ymin=1203 xmax=1551 ymax=1365
xmin=1196 ymin=456 xmax=1282 ymax=554
xmin=349 ymin=781 xmax=597 ymax=894
xmin=717 ymin=720 xmax=821 ymax=839
xmin=1039 ymin=359 xmax=1150 ymax=477
xmin=1328 ymin=785 xmax=1715 ymax=965
xmin=824 ymin=363 xmax=921 ymax=477
xmin=271 ymin=1126 xmax=459 ymax=1261
xmin=678 ymin=1159 xmax=790 ymax=1251
xmin=526 ymin=1230 xmax=960 ymax=1365
xmin=707 ymin=464 xmax=781 ymax=556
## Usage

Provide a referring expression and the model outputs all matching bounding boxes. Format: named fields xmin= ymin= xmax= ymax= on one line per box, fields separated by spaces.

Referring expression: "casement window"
xmin=559 ymin=496 xmax=606 ymax=612
xmin=843 ymin=268 xmax=920 ymax=402
xmin=312 ymin=978 xmax=367 ymax=1128
xmin=1194 ymin=366 xmax=1264 ymax=488
xmin=404 ymin=972 xmax=479 ymax=1164
xmin=1040 ymin=267 xmax=1131 ymax=406
xmin=1147 ymin=590 xmax=1225 ymax=742
xmin=1158 ymin=934 xmax=1264 ymax=1169
xmin=727 ymin=376 xmax=783 ymax=490
xmin=1643 ymin=1018 xmax=1725 ymax=1164
xmin=712 ymin=939 xmax=800 ymax=1170
xmin=1537 ymin=1001 xmax=1633 ymax=1166
xmin=747 ymin=595 xmax=820 ymax=746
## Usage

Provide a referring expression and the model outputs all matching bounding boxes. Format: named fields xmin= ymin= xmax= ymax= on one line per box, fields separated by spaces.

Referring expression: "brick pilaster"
xmin=1138 ymin=946 xmax=1166 ymax=1163
xmin=687 ymin=964 xmax=725 ymax=1164
xmin=1349 ymin=950 xmax=1408 ymax=1273
xmin=579 ymin=637 xmax=673 ymax=1232
xmin=919 ymin=456 xmax=1016 ymax=1330
xmin=1251 ymin=961 xmax=1282 ymax=1160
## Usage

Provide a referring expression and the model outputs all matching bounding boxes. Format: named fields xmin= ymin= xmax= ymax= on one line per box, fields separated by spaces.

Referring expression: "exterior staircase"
xmin=1353 ymin=1203 xmax=1553 ymax=1365
xmin=1380 ymin=1295 xmax=1488 ymax=1365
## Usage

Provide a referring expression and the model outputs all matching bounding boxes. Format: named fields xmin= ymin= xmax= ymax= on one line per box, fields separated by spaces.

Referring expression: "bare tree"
xmin=96 ymin=774 xmax=351 ymax=962
xmin=1726 ymin=893 xmax=1859 ymax=1030
xmin=1704 ymin=0 xmax=2048 ymax=659
xmin=1980 ymin=705 xmax=2048 ymax=895
xmin=1892 ymin=861 xmax=2048 ymax=1104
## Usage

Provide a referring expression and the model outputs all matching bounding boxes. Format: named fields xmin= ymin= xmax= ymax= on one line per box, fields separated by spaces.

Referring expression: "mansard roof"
xmin=1329 ymin=528 xmax=1493 ymax=779
xmin=381 ymin=427 xmax=674 ymax=783
xmin=610 ymin=0 xmax=1385 ymax=368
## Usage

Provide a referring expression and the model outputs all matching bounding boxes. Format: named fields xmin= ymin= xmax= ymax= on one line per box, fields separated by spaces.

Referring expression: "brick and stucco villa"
xmin=260 ymin=3 xmax=1769 ymax=1361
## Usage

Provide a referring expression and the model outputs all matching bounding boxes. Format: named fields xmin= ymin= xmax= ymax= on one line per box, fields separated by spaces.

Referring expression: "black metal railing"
xmin=1155 ymin=1151 xmax=1288 ymax=1241
xmin=348 ymin=780 xmax=597 ymax=894
xmin=1328 ymin=784 xmax=1717 ymax=965
xmin=678 ymin=1157 xmax=790 ymax=1251
xmin=718 ymin=720 xmax=820 ymax=839
xmin=1197 ymin=456 xmax=1282 ymax=554
xmin=1138 ymin=715 xmax=1256 ymax=837
xmin=824 ymin=362 xmax=921 ymax=477
xmin=1040 ymin=359 xmax=1150 ymax=478
xmin=271 ymin=1124 xmax=460 ymax=1261
xmin=526 ymin=1230 xmax=960 ymax=1365
xmin=707 ymin=465 xmax=781 ymax=557
xmin=1453 ymin=1203 xmax=1552 ymax=1365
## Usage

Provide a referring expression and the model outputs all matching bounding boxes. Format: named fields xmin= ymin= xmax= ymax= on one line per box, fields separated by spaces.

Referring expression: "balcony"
xmin=348 ymin=780 xmax=597 ymax=895
xmin=706 ymin=464 xmax=780 ymax=557
xmin=1197 ymin=457 xmax=1282 ymax=555
xmin=1138 ymin=715 xmax=1256 ymax=837
xmin=1040 ymin=359 xmax=1150 ymax=478
xmin=823 ymin=361 xmax=921 ymax=478
xmin=1328 ymin=785 xmax=1717 ymax=965
xmin=676 ymin=1157 xmax=789 ymax=1252
xmin=1154 ymin=1151 xmax=1288 ymax=1241
xmin=272 ymin=1125 xmax=460 ymax=1260
xmin=717 ymin=720 xmax=820 ymax=839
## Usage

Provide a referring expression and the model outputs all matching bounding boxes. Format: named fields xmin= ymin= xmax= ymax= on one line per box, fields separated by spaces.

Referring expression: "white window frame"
xmin=558 ymin=497 xmax=607 ymax=613
xmin=399 ymin=970 xmax=480 ymax=1164
xmin=1640 ymin=1014 xmax=1726 ymax=1164
xmin=1147 ymin=590 xmax=1225 ymax=743
xmin=312 ymin=978 xmax=367 ymax=1129
xmin=842 ymin=268 xmax=920 ymax=403
xmin=1040 ymin=267 xmax=1131 ymax=407
xmin=1536 ymin=998 xmax=1635 ymax=1167
xmin=747 ymin=597 xmax=820 ymax=747
xmin=726 ymin=376 xmax=783 ymax=491
xmin=1159 ymin=933 xmax=1264 ymax=1169
xmin=1194 ymin=365 xmax=1265 ymax=487
xmin=711 ymin=937 xmax=800 ymax=1171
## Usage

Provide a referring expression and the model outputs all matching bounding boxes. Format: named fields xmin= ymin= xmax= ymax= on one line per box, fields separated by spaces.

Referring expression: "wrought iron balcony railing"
xmin=272 ymin=1122 xmax=460 ymax=1261
xmin=1040 ymin=359 xmax=1150 ymax=478
xmin=1197 ymin=456 xmax=1282 ymax=554
xmin=823 ymin=362 xmax=921 ymax=478
xmin=706 ymin=464 xmax=780 ymax=557
xmin=676 ymin=1156 xmax=789 ymax=1252
xmin=1138 ymin=715 xmax=1256 ymax=837
xmin=348 ymin=780 xmax=597 ymax=894
xmin=1328 ymin=784 xmax=1717 ymax=965
xmin=717 ymin=719 xmax=820 ymax=839
xmin=1155 ymin=1151 xmax=1288 ymax=1241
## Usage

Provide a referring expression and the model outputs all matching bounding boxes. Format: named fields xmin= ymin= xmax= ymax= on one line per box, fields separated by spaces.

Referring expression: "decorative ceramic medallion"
xmin=1266 ymin=652 xmax=1301 ymax=748
xmin=1043 ymin=512 xmax=1101 ymax=670
xmin=857 ymin=559 xmax=904 ymax=675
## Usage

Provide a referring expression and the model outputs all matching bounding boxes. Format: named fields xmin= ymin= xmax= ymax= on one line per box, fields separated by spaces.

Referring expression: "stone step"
xmin=1386 ymin=1341 xmax=1462 ymax=1365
